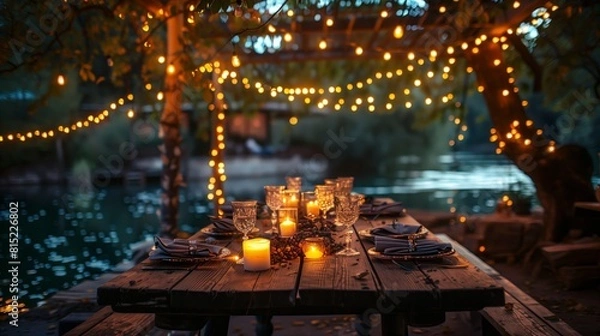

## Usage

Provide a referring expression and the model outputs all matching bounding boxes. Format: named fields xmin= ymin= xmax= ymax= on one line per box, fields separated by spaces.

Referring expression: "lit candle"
xmin=279 ymin=218 xmax=296 ymax=237
xmin=306 ymin=200 xmax=320 ymax=218
xmin=242 ymin=238 xmax=271 ymax=271
xmin=304 ymin=245 xmax=324 ymax=259
xmin=302 ymin=237 xmax=325 ymax=259
xmin=284 ymin=194 xmax=298 ymax=208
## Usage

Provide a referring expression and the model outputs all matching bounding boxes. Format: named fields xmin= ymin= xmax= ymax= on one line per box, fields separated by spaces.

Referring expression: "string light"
xmin=0 ymin=97 xmax=134 ymax=143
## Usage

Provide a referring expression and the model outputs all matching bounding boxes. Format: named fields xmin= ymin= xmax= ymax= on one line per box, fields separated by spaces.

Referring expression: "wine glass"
xmin=335 ymin=177 xmax=354 ymax=197
xmin=334 ymin=194 xmax=361 ymax=257
xmin=264 ymin=186 xmax=285 ymax=235
xmin=286 ymin=176 xmax=302 ymax=191
xmin=315 ymin=185 xmax=334 ymax=222
xmin=232 ymin=200 xmax=257 ymax=264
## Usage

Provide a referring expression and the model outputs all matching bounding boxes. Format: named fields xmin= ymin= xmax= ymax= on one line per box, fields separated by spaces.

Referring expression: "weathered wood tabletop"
xmin=97 ymin=214 xmax=505 ymax=335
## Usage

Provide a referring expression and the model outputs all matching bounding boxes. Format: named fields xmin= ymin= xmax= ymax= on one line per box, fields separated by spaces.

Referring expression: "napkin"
xmin=374 ymin=236 xmax=452 ymax=256
xmin=370 ymin=222 xmax=422 ymax=237
xmin=149 ymin=236 xmax=223 ymax=260
xmin=208 ymin=216 xmax=236 ymax=232
xmin=360 ymin=202 xmax=406 ymax=217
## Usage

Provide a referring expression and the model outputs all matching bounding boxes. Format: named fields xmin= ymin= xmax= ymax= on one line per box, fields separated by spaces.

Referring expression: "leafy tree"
xmin=1 ymin=0 xmax=598 ymax=242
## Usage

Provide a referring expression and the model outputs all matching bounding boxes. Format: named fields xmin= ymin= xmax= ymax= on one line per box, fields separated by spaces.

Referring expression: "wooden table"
xmin=97 ymin=215 xmax=505 ymax=336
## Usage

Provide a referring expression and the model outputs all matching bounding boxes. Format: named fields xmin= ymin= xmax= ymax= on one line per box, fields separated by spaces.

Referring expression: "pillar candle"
xmin=279 ymin=218 xmax=296 ymax=237
xmin=306 ymin=200 xmax=320 ymax=217
xmin=242 ymin=238 xmax=271 ymax=271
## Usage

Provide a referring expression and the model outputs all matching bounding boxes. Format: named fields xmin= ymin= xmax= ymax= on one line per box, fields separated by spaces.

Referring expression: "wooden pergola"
xmin=193 ymin=0 xmax=547 ymax=64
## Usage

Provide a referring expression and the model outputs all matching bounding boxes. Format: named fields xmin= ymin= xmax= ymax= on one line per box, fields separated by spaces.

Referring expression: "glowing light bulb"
xmin=57 ymin=75 xmax=65 ymax=86
xmin=167 ymin=64 xmax=175 ymax=74
xmin=231 ymin=53 xmax=241 ymax=68
xmin=319 ymin=39 xmax=327 ymax=50
xmin=393 ymin=25 xmax=404 ymax=39
xmin=355 ymin=46 xmax=363 ymax=55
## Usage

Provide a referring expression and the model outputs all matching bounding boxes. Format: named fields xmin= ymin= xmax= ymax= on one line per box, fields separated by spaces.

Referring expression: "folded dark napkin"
xmin=208 ymin=216 xmax=235 ymax=232
xmin=370 ymin=222 xmax=422 ymax=237
xmin=374 ymin=236 xmax=452 ymax=256
xmin=149 ymin=236 xmax=223 ymax=260
xmin=360 ymin=202 xmax=406 ymax=216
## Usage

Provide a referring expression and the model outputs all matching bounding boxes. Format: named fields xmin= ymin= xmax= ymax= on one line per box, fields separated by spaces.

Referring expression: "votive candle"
xmin=306 ymin=200 xmax=320 ymax=218
xmin=279 ymin=218 xmax=297 ymax=237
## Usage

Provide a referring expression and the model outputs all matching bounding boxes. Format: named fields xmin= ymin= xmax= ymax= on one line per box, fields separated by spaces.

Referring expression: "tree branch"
xmin=508 ymin=34 xmax=543 ymax=92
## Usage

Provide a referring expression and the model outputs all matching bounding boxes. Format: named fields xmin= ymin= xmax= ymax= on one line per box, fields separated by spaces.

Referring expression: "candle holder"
xmin=278 ymin=207 xmax=298 ymax=238
xmin=301 ymin=191 xmax=320 ymax=219
xmin=301 ymin=237 xmax=325 ymax=259
xmin=281 ymin=189 xmax=300 ymax=210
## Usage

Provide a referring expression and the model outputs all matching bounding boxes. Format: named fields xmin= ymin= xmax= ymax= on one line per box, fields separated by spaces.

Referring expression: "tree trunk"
xmin=159 ymin=2 xmax=184 ymax=238
xmin=466 ymin=40 xmax=596 ymax=242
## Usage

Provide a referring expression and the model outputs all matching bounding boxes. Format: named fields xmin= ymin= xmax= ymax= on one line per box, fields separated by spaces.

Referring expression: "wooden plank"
xmin=541 ymin=241 xmax=600 ymax=270
xmin=437 ymin=234 xmax=501 ymax=277
xmin=97 ymin=262 xmax=193 ymax=311
xmin=438 ymin=234 xmax=581 ymax=336
xmin=297 ymin=237 xmax=379 ymax=312
xmin=64 ymin=306 xmax=113 ymax=336
xmin=493 ymin=279 xmax=581 ymax=336
xmin=481 ymin=291 xmax=562 ymax=336
xmin=97 ymin=238 xmax=233 ymax=311
xmin=81 ymin=311 xmax=155 ymax=336
xmin=355 ymin=217 xmax=440 ymax=312
xmin=173 ymin=238 xmax=301 ymax=315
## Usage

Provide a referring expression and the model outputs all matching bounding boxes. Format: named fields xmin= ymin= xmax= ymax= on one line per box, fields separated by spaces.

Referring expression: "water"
xmin=1 ymin=153 xmax=597 ymax=310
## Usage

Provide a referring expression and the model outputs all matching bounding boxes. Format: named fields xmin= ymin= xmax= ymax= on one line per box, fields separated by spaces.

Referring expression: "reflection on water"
xmin=0 ymin=153 xmax=596 ymax=309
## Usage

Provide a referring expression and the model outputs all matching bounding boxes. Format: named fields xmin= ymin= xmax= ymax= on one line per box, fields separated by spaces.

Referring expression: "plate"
xmin=358 ymin=226 xmax=429 ymax=240
xmin=200 ymin=226 xmax=260 ymax=237
xmin=148 ymin=247 xmax=232 ymax=263
xmin=367 ymin=247 xmax=455 ymax=261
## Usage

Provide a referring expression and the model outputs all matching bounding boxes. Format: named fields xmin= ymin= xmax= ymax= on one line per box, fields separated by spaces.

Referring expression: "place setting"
xmin=143 ymin=236 xmax=233 ymax=270
xmin=362 ymin=221 xmax=455 ymax=261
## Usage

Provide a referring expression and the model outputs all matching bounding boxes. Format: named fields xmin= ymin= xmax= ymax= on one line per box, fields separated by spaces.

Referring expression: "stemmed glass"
xmin=232 ymin=200 xmax=257 ymax=264
xmin=264 ymin=186 xmax=285 ymax=235
xmin=335 ymin=177 xmax=354 ymax=197
xmin=315 ymin=185 xmax=334 ymax=222
xmin=334 ymin=194 xmax=361 ymax=257
xmin=286 ymin=176 xmax=302 ymax=191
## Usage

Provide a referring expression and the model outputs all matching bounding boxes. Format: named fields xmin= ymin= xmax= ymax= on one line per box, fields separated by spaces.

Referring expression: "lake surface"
xmin=1 ymin=153 xmax=597 ymax=310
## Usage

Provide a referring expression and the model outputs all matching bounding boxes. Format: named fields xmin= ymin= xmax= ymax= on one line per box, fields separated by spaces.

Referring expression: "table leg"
xmin=204 ymin=316 xmax=230 ymax=336
xmin=381 ymin=313 xmax=408 ymax=336
xmin=255 ymin=315 xmax=273 ymax=336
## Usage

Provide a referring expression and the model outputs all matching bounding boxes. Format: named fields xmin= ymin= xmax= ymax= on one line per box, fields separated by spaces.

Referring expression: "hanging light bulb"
xmin=231 ymin=51 xmax=241 ymax=68
xmin=355 ymin=46 xmax=363 ymax=56
xmin=319 ymin=39 xmax=327 ymax=50
xmin=393 ymin=25 xmax=404 ymax=39
xmin=167 ymin=63 xmax=176 ymax=74
xmin=57 ymin=75 xmax=65 ymax=86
